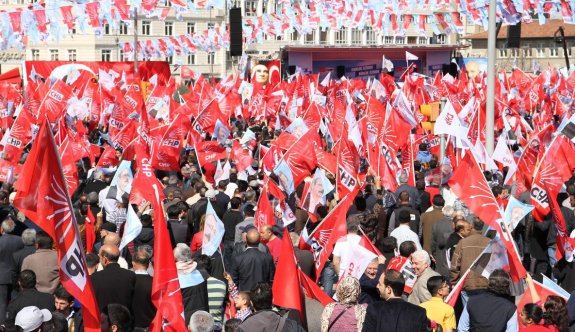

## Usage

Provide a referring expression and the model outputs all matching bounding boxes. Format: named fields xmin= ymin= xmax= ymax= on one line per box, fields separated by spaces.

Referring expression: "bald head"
xmin=99 ymin=244 xmax=120 ymax=267
xmin=103 ymin=232 xmax=121 ymax=247
xmin=246 ymin=229 xmax=260 ymax=247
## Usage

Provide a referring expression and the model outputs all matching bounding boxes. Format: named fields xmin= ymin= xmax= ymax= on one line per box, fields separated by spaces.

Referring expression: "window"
xmin=31 ymin=49 xmax=40 ymax=60
xmin=365 ymin=27 xmax=376 ymax=45
xmin=119 ymin=50 xmax=126 ymax=61
xmin=187 ymin=22 xmax=195 ymax=35
xmin=418 ymin=36 xmax=427 ymax=44
xmin=304 ymin=32 xmax=315 ymax=44
xmin=142 ymin=21 xmax=151 ymax=35
xmin=119 ymin=22 xmax=128 ymax=35
xmin=245 ymin=0 xmax=257 ymax=15
xmin=101 ymin=49 xmax=111 ymax=61
xmin=166 ymin=56 xmax=173 ymax=64
xmin=565 ymin=45 xmax=572 ymax=57
xmin=207 ymin=23 xmax=215 ymax=30
xmin=319 ymin=30 xmax=328 ymax=44
xmin=384 ymin=36 xmax=394 ymax=44
xmin=395 ymin=36 xmax=405 ymax=44
xmin=68 ymin=49 xmax=77 ymax=61
xmin=163 ymin=0 xmax=171 ymax=6
xmin=208 ymin=53 xmax=215 ymax=65
xmin=104 ymin=24 xmax=110 ymax=35
xmin=536 ymin=44 xmax=545 ymax=57
xmin=510 ymin=48 xmax=519 ymax=57
xmin=351 ymin=28 xmax=362 ymax=44
xmin=50 ymin=49 xmax=58 ymax=60
xmin=523 ymin=48 xmax=532 ymax=57
xmin=291 ymin=31 xmax=299 ymax=42
xmin=434 ymin=34 xmax=447 ymax=44
xmin=188 ymin=54 xmax=195 ymax=64
xmin=550 ymin=47 xmax=559 ymax=57
xmin=499 ymin=48 xmax=507 ymax=57
xmin=165 ymin=21 xmax=173 ymax=36
xmin=408 ymin=36 xmax=417 ymax=45
xmin=335 ymin=29 xmax=346 ymax=44
xmin=426 ymin=15 xmax=432 ymax=23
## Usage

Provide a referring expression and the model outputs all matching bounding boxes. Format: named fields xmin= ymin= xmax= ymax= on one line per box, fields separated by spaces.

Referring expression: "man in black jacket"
xmin=131 ymin=247 xmax=156 ymax=330
xmin=6 ymin=270 xmax=54 ymax=324
xmin=91 ymin=244 xmax=136 ymax=312
xmin=12 ymin=228 xmax=36 ymax=273
xmin=0 ymin=218 xmax=24 ymax=325
xmin=231 ymin=227 xmax=275 ymax=291
xmin=362 ymin=269 xmax=429 ymax=331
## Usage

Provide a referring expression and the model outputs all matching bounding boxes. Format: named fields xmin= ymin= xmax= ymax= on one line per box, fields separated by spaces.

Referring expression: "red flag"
xmin=517 ymin=280 xmax=568 ymax=328
xmin=272 ymin=229 xmax=306 ymax=322
xmin=85 ymin=208 xmax=96 ymax=253
xmin=548 ymin=183 xmax=575 ymax=262
xmin=448 ymin=153 xmax=527 ymax=283
xmin=307 ymin=187 xmax=360 ymax=280
xmin=230 ymin=141 xmax=254 ymax=173
xmin=13 ymin=120 xmax=101 ymax=331
xmin=254 ymin=189 xmax=275 ymax=230
xmin=38 ymin=80 xmax=73 ymax=122
xmin=59 ymin=139 xmax=79 ymax=197
xmin=299 ymin=269 xmax=334 ymax=306
xmin=132 ymin=146 xmax=187 ymax=332
xmin=446 ymin=268 xmax=470 ymax=307
xmin=152 ymin=114 xmax=189 ymax=171
xmin=359 ymin=232 xmax=382 ymax=256
xmin=196 ymin=141 xmax=227 ymax=166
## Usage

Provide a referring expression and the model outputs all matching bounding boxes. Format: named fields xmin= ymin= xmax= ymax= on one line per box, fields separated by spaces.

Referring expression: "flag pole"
xmin=485 ymin=0 xmax=497 ymax=154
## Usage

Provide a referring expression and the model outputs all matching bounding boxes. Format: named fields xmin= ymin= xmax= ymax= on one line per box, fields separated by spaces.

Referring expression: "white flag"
xmin=492 ymin=134 xmax=517 ymax=168
xmin=406 ymin=51 xmax=419 ymax=62
xmin=337 ymin=242 xmax=377 ymax=280
xmin=202 ymin=201 xmax=225 ymax=256
xmin=214 ymin=160 xmax=231 ymax=183
xmin=119 ymin=205 xmax=142 ymax=251
xmin=434 ymin=100 xmax=468 ymax=139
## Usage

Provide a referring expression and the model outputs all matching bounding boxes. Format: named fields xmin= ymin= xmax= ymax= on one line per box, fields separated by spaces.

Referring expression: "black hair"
xmin=230 ymin=197 xmax=241 ymax=209
xmin=54 ymin=286 xmax=74 ymax=304
xmin=166 ymin=204 xmax=181 ymax=219
xmin=85 ymin=252 xmax=99 ymax=268
xmin=18 ymin=270 xmax=36 ymax=289
xmin=354 ymin=196 xmax=366 ymax=211
xmin=140 ymin=214 xmax=152 ymax=227
xmin=384 ymin=269 xmax=405 ymax=297
xmin=398 ymin=210 xmax=411 ymax=224
xmin=427 ymin=275 xmax=448 ymax=296
xmin=195 ymin=254 xmax=212 ymax=275
xmin=36 ymin=231 xmax=53 ymax=249
xmin=103 ymin=304 xmax=133 ymax=332
xmin=224 ymin=318 xmax=242 ymax=332
xmin=244 ymin=204 xmax=255 ymax=217
xmin=523 ymin=303 xmax=544 ymax=324
xmin=250 ymin=282 xmax=273 ymax=311
xmin=487 ymin=269 xmax=511 ymax=296
xmin=432 ymin=195 xmax=445 ymax=207
xmin=399 ymin=241 xmax=417 ymax=257
xmin=381 ymin=237 xmax=397 ymax=254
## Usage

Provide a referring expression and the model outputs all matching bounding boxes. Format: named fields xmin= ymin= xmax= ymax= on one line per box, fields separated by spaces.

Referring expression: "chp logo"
xmin=48 ymin=90 xmax=64 ymax=102
xmin=530 ymin=184 xmax=549 ymax=209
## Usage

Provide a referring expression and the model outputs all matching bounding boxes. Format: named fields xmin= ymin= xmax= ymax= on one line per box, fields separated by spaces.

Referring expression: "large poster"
xmin=462 ymin=58 xmax=487 ymax=80
xmin=25 ymin=61 xmax=172 ymax=85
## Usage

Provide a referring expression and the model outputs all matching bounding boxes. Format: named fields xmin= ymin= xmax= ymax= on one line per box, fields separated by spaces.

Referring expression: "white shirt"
xmin=333 ymin=234 xmax=362 ymax=277
xmin=390 ymin=224 xmax=422 ymax=251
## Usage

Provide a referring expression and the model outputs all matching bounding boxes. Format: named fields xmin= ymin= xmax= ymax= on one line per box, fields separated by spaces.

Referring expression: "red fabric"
xmin=254 ymin=189 xmax=275 ymax=229
xmin=517 ymin=280 xmax=567 ymax=329
xmin=85 ymin=209 xmax=96 ymax=253
xmin=519 ymin=325 xmax=555 ymax=332
xmin=299 ymin=269 xmax=334 ymax=306
xmin=272 ymin=229 xmax=306 ymax=322
xmin=13 ymin=120 xmax=101 ymax=331
xmin=191 ymin=232 xmax=203 ymax=253
xmin=359 ymin=233 xmax=382 ymax=256
xmin=265 ymin=236 xmax=282 ymax=264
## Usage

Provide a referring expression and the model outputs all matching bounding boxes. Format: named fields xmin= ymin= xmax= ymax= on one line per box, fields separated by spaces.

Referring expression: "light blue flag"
xmin=202 ymin=201 xmax=225 ymax=256
xmin=503 ymin=196 xmax=534 ymax=231
xmin=110 ymin=160 xmax=133 ymax=194
xmin=541 ymin=274 xmax=571 ymax=299
xmin=119 ymin=204 xmax=142 ymax=251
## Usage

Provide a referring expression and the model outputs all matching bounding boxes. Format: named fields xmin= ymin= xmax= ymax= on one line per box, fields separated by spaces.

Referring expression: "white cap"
xmin=15 ymin=306 xmax=52 ymax=332
xmin=205 ymin=189 xmax=218 ymax=199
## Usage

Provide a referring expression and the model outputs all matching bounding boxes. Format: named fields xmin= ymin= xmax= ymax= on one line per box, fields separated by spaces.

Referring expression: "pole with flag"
xmin=13 ymin=119 xmax=101 ymax=331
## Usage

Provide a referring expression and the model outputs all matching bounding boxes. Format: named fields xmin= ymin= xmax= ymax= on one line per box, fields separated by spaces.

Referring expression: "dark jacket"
xmin=12 ymin=245 xmax=36 ymax=273
xmin=133 ymin=226 xmax=154 ymax=250
xmin=465 ymin=291 xmax=516 ymax=331
xmin=6 ymin=289 xmax=55 ymax=323
xmin=361 ymin=298 xmax=428 ymax=331
xmin=222 ymin=210 xmax=244 ymax=243
xmin=231 ymin=247 xmax=275 ymax=291
xmin=359 ymin=264 xmax=385 ymax=304
xmin=132 ymin=273 xmax=156 ymax=328
xmin=181 ymin=279 xmax=209 ymax=324
xmin=168 ymin=219 xmax=189 ymax=247
xmin=394 ymin=184 xmax=422 ymax=210
xmin=238 ymin=310 xmax=305 ymax=332
xmin=294 ymin=248 xmax=315 ymax=280
xmin=554 ymin=258 xmax=575 ymax=294
xmin=0 ymin=233 xmax=24 ymax=285
xmin=91 ymin=263 xmax=136 ymax=312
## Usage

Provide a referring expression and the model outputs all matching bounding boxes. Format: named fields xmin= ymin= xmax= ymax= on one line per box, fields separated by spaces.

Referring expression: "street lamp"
xmin=554 ymin=27 xmax=570 ymax=69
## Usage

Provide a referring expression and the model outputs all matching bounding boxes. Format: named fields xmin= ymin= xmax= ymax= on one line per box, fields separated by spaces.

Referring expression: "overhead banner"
xmin=24 ymin=61 xmax=172 ymax=85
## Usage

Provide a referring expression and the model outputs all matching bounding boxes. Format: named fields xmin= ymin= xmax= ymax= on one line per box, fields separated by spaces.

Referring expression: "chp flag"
xmin=13 ymin=119 xmax=101 ymax=331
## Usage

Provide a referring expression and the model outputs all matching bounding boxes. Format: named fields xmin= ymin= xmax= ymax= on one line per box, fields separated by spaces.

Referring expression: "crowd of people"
xmin=0 ymin=62 xmax=575 ymax=331
xmin=0 ymin=131 xmax=573 ymax=331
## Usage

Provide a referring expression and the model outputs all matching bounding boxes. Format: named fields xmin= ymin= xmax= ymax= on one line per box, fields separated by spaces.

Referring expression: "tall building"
xmin=0 ymin=0 xmax=466 ymax=79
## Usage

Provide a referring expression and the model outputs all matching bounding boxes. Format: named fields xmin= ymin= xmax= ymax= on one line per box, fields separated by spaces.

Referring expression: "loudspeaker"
xmin=288 ymin=65 xmax=296 ymax=75
xmin=336 ymin=65 xmax=346 ymax=79
xmin=229 ymin=8 xmax=243 ymax=56
xmin=507 ymin=23 xmax=521 ymax=48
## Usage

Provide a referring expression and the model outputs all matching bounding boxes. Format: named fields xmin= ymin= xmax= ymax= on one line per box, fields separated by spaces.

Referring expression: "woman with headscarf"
xmin=320 ymin=276 xmax=367 ymax=332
